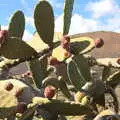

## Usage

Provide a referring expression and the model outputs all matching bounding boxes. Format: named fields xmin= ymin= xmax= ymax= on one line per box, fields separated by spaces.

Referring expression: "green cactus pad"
xmin=0 ymin=89 xmax=18 ymax=119
xmin=70 ymin=37 xmax=95 ymax=55
xmin=0 ymin=37 xmax=37 ymax=59
xmin=42 ymin=76 xmax=60 ymax=88
xmin=82 ymin=81 xmax=105 ymax=98
xmin=67 ymin=58 xmax=86 ymax=90
xmin=73 ymin=55 xmax=92 ymax=82
xmin=27 ymin=57 xmax=47 ymax=89
xmin=34 ymin=1 xmax=54 ymax=46
xmin=8 ymin=10 xmax=25 ymax=38
xmin=59 ymin=76 xmax=72 ymax=99
xmin=31 ymin=97 xmax=93 ymax=115
xmin=63 ymin=0 xmax=74 ymax=35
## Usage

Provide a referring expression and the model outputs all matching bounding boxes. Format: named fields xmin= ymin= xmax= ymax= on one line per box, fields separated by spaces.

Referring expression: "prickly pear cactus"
xmin=0 ymin=0 xmax=120 ymax=119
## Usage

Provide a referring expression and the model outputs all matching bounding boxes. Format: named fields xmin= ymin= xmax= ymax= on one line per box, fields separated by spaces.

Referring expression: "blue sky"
xmin=1 ymin=0 xmax=120 ymax=40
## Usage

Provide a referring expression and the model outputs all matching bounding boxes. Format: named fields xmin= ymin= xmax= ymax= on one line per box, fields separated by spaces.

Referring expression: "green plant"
xmin=0 ymin=0 xmax=120 ymax=120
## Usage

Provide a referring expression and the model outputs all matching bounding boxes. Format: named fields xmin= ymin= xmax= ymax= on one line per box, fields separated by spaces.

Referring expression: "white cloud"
xmin=1 ymin=25 xmax=8 ymax=30
xmin=25 ymin=16 xmax=34 ymax=27
xmin=86 ymin=0 xmax=120 ymax=19
xmin=55 ymin=14 xmax=63 ymax=33
xmin=55 ymin=14 xmax=99 ymax=35
xmin=1 ymin=25 xmax=33 ymax=41
xmin=55 ymin=13 xmax=120 ymax=34
xmin=23 ymin=30 xmax=33 ymax=41
xmin=69 ymin=14 xmax=98 ymax=34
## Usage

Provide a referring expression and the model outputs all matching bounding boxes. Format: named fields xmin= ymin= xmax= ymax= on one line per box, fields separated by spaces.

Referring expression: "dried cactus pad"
xmin=52 ymin=37 xmax=94 ymax=61
xmin=0 ymin=79 xmax=35 ymax=103
xmin=0 ymin=88 xmax=18 ymax=118
xmin=27 ymin=32 xmax=62 ymax=52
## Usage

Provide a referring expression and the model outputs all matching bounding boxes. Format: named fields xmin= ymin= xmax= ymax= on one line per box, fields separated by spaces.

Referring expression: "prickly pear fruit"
xmin=0 ymin=30 xmax=8 ymax=46
xmin=16 ymin=102 xmax=27 ymax=113
xmin=64 ymin=50 xmax=72 ymax=59
xmin=48 ymin=56 xmax=60 ymax=65
xmin=4 ymin=82 xmax=14 ymax=91
xmin=94 ymin=38 xmax=104 ymax=48
xmin=116 ymin=58 xmax=120 ymax=65
xmin=61 ymin=35 xmax=70 ymax=50
xmin=44 ymin=86 xmax=56 ymax=99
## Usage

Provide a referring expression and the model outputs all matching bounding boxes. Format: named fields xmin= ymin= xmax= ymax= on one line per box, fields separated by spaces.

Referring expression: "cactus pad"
xmin=27 ymin=57 xmax=47 ymax=89
xmin=0 ymin=37 xmax=37 ymax=59
xmin=52 ymin=37 xmax=94 ymax=61
xmin=73 ymin=55 xmax=92 ymax=82
xmin=32 ymin=97 xmax=93 ymax=115
xmin=8 ymin=10 xmax=25 ymax=38
xmin=63 ymin=0 xmax=74 ymax=35
xmin=0 ymin=88 xmax=18 ymax=118
xmin=34 ymin=1 xmax=54 ymax=46
xmin=67 ymin=58 xmax=87 ymax=90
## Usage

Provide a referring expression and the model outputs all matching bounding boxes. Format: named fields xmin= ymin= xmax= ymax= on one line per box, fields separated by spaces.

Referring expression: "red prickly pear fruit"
xmin=4 ymin=82 xmax=14 ymax=91
xmin=61 ymin=41 xmax=69 ymax=50
xmin=94 ymin=38 xmax=104 ymax=48
xmin=16 ymin=102 xmax=27 ymax=113
xmin=14 ymin=88 xmax=24 ymax=97
xmin=61 ymin=35 xmax=70 ymax=50
xmin=63 ymin=35 xmax=70 ymax=42
xmin=117 ymin=58 xmax=120 ymax=65
xmin=44 ymin=86 xmax=56 ymax=99
xmin=48 ymin=56 xmax=60 ymax=66
xmin=0 ymin=30 xmax=8 ymax=45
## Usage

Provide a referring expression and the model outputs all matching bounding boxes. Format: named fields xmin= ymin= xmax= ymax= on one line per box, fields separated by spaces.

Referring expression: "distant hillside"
xmin=70 ymin=31 xmax=120 ymax=58
xmin=10 ymin=31 xmax=120 ymax=74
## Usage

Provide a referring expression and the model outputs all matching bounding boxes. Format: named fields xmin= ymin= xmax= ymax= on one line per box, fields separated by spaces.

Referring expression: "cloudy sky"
xmin=0 ymin=0 xmax=120 ymax=40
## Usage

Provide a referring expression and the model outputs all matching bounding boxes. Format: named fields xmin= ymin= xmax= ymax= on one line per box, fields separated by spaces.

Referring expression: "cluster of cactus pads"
xmin=0 ymin=0 xmax=120 ymax=120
